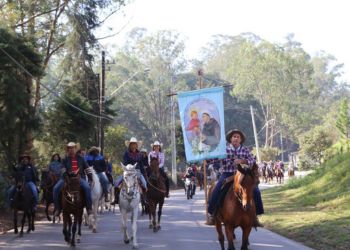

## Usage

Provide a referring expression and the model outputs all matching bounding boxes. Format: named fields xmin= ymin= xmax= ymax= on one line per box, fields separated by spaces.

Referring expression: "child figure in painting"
xmin=186 ymin=110 xmax=200 ymax=132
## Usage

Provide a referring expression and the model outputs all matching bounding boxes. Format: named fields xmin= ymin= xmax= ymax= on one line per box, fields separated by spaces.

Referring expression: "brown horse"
xmin=214 ymin=164 xmax=258 ymax=250
xmin=41 ymin=170 xmax=60 ymax=223
xmin=61 ymin=173 xmax=84 ymax=246
xmin=146 ymin=157 xmax=166 ymax=233
xmin=275 ymin=167 xmax=284 ymax=184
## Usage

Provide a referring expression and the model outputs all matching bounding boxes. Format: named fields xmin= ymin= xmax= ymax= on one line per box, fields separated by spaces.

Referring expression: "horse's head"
xmin=121 ymin=163 xmax=138 ymax=197
xmin=235 ymin=164 xmax=258 ymax=211
xmin=149 ymin=157 xmax=159 ymax=180
xmin=64 ymin=172 xmax=80 ymax=192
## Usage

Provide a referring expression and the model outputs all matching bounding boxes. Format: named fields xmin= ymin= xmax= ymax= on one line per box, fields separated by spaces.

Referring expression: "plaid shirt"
xmin=148 ymin=151 xmax=165 ymax=168
xmin=210 ymin=144 xmax=255 ymax=173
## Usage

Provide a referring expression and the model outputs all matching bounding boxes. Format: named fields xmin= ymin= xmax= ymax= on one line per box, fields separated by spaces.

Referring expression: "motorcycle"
xmin=184 ymin=177 xmax=195 ymax=199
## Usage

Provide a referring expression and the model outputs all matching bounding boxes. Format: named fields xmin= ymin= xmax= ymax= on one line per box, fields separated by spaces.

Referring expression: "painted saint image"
xmin=183 ymin=98 xmax=221 ymax=154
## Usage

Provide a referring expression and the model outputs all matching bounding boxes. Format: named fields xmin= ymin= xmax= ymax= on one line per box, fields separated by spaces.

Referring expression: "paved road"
xmin=0 ymin=189 xmax=313 ymax=250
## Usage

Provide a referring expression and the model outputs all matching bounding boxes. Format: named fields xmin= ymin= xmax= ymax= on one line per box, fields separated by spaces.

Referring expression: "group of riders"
xmin=6 ymin=138 xmax=170 ymax=217
xmin=6 ymin=128 xmax=265 ymax=230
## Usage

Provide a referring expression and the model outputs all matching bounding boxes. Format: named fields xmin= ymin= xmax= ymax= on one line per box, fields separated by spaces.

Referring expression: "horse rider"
xmin=111 ymin=137 xmax=148 ymax=205
xmin=48 ymin=153 xmax=63 ymax=179
xmin=207 ymin=129 xmax=264 ymax=227
xmin=53 ymin=142 xmax=93 ymax=216
xmin=148 ymin=140 xmax=170 ymax=198
xmin=140 ymin=148 xmax=149 ymax=172
xmin=85 ymin=146 xmax=110 ymax=202
xmin=7 ymin=154 xmax=39 ymax=210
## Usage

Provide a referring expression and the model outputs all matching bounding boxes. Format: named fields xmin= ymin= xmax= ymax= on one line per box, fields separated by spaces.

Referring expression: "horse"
xmin=288 ymin=167 xmax=295 ymax=177
xmin=12 ymin=170 xmax=35 ymax=236
xmin=265 ymin=165 xmax=274 ymax=183
xmin=83 ymin=167 xmax=103 ymax=233
xmin=41 ymin=170 xmax=60 ymax=223
xmin=100 ymin=172 xmax=115 ymax=213
xmin=119 ymin=163 xmax=141 ymax=249
xmin=275 ymin=167 xmax=284 ymax=184
xmin=196 ymin=169 xmax=204 ymax=190
xmin=146 ymin=157 xmax=166 ymax=232
xmin=61 ymin=173 xmax=84 ymax=247
xmin=213 ymin=164 xmax=258 ymax=250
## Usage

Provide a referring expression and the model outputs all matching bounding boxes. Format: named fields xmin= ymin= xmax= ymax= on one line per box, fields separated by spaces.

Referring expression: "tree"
xmin=336 ymin=99 xmax=350 ymax=139
xmin=0 ymin=27 xmax=43 ymax=168
xmin=104 ymin=125 xmax=128 ymax=163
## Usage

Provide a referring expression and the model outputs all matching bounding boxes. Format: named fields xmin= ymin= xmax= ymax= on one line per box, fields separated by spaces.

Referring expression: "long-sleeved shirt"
xmin=148 ymin=151 xmax=165 ymax=168
xmin=210 ymin=144 xmax=255 ymax=173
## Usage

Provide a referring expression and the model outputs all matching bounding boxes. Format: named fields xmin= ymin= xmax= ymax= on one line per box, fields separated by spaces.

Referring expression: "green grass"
xmin=261 ymin=153 xmax=350 ymax=250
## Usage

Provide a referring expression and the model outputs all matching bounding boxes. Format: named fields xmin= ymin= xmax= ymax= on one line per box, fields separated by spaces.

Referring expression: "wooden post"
xmin=203 ymin=159 xmax=209 ymax=224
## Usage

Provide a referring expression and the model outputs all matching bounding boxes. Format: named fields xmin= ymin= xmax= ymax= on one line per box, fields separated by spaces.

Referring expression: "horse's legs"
xmin=26 ymin=212 xmax=32 ymax=233
xmin=76 ymin=214 xmax=82 ymax=243
xmin=241 ymin=226 xmax=252 ymax=250
xmin=70 ymin=215 xmax=77 ymax=247
xmin=45 ymin=202 xmax=51 ymax=221
xmin=148 ymin=202 xmax=153 ymax=229
xmin=131 ymin=206 xmax=139 ymax=249
xmin=31 ymin=210 xmax=35 ymax=231
xmin=151 ymin=203 xmax=157 ymax=232
xmin=92 ymin=201 xmax=98 ymax=233
xmin=225 ymin=224 xmax=235 ymax=250
xmin=20 ymin=212 xmax=26 ymax=236
xmin=215 ymin=220 xmax=225 ymax=250
xmin=157 ymin=200 xmax=164 ymax=231
xmin=13 ymin=209 xmax=18 ymax=234
xmin=121 ymin=210 xmax=130 ymax=244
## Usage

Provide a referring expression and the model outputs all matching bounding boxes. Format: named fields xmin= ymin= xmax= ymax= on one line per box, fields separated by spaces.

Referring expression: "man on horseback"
xmin=207 ymin=129 xmax=264 ymax=227
xmin=85 ymin=146 xmax=110 ymax=202
xmin=149 ymin=141 xmax=170 ymax=198
xmin=112 ymin=137 xmax=148 ymax=205
xmin=53 ymin=142 xmax=93 ymax=216
xmin=7 ymin=154 xmax=39 ymax=211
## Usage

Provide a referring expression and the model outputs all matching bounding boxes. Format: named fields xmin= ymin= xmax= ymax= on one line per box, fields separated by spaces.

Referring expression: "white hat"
xmin=67 ymin=142 xmax=77 ymax=147
xmin=125 ymin=137 xmax=142 ymax=148
xmin=151 ymin=140 xmax=163 ymax=148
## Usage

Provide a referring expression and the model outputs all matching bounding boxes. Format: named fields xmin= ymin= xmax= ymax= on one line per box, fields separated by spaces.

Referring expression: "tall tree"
xmin=336 ymin=99 xmax=350 ymax=139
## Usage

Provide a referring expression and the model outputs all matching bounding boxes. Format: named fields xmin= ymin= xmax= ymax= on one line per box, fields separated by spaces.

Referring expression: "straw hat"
xmin=151 ymin=140 xmax=163 ymax=148
xmin=88 ymin=146 xmax=101 ymax=154
xmin=125 ymin=137 xmax=142 ymax=148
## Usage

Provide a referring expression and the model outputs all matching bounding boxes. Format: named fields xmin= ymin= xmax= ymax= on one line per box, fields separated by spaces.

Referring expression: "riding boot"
xmin=253 ymin=215 xmax=264 ymax=228
xmin=111 ymin=187 xmax=120 ymax=205
xmin=207 ymin=214 xmax=215 ymax=226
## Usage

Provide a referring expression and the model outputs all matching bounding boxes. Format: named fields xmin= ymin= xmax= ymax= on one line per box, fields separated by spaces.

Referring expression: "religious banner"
xmin=178 ymin=87 xmax=227 ymax=162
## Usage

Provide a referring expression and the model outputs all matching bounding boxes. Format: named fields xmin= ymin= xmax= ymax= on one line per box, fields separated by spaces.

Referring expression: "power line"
xmin=0 ymin=45 xmax=112 ymax=121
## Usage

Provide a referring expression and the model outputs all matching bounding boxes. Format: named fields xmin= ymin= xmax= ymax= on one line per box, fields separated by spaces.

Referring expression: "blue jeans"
xmin=208 ymin=172 xmax=234 ymax=215
xmin=53 ymin=178 xmax=92 ymax=210
xmin=97 ymin=172 xmax=109 ymax=194
xmin=114 ymin=174 xmax=147 ymax=189
xmin=6 ymin=182 xmax=38 ymax=208
xmin=254 ymin=186 xmax=264 ymax=215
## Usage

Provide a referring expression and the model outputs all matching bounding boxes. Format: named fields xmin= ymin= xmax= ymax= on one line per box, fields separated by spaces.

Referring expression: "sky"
xmin=99 ymin=0 xmax=350 ymax=82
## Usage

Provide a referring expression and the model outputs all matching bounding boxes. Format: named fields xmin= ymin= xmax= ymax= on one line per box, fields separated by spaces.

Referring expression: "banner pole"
xmin=203 ymin=159 xmax=209 ymax=224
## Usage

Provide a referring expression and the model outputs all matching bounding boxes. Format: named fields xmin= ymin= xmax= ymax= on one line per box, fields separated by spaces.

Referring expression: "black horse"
xmin=12 ymin=170 xmax=35 ymax=236
xmin=41 ymin=170 xmax=60 ymax=223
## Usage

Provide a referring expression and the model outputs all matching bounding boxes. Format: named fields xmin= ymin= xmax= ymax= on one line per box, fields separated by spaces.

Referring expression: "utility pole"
xmin=171 ymin=75 xmax=177 ymax=186
xmin=280 ymin=130 xmax=284 ymax=162
xmin=250 ymin=105 xmax=261 ymax=163
xmin=98 ymin=51 xmax=106 ymax=154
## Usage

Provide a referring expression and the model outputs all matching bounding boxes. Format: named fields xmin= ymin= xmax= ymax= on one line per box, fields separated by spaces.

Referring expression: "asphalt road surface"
xmin=0 ymin=188 xmax=313 ymax=250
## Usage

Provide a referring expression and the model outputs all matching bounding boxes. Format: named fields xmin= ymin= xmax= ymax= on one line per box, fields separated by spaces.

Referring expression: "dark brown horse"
xmin=275 ymin=167 xmax=284 ymax=184
xmin=61 ymin=173 xmax=84 ymax=246
xmin=146 ymin=157 xmax=166 ymax=233
xmin=12 ymin=170 xmax=35 ymax=236
xmin=214 ymin=164 xmax=258 ymax=250
xmin=41 ymin=170 xmax=60 ymax=223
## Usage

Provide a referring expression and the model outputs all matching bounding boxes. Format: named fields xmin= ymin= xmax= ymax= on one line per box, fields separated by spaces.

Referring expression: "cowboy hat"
xmin=125 ymin=137 xmax=142 ymax=148
xmin=226 ymin=129 xmax=246 ymax=144
xmin=19 ymin=153 xmax=31 ymax=162
xmin=88 ymin=146 xmax=101 ymax=153
xmin=67 ymin=142 xmax=77 ymax=148
xmin=140 ymin=148 xmax=148 ymax=153
xmin=151 ymin=140 xmax=163 ymax=148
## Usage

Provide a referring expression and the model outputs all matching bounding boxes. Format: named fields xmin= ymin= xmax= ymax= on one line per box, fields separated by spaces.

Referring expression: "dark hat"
xmin=226 ymin=129 xmax=246 ymax=144
xmin=19 ymin=154 xmax=31 ymax=162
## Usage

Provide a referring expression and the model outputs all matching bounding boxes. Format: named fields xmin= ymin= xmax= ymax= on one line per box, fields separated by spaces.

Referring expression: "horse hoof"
xmin=149 ymin=225 xmax=153 ymax=229
xmin=157 ymin=225 xmax=161 ymax=230
xmin=92 ymin=228 xmax=97 ymax=233
xmin=133 ymin=244 xmax=139 ymax=249
xmin=124 ymin=239 xmax=130 ymax=244
xmin=14 ymin=229 xmax=18 ymax=234
xmin=153 ymin=227 xmax=157 ymax=233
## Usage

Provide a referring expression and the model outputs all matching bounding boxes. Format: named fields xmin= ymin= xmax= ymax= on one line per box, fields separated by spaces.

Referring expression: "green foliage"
xmin=298 ymin=126 xmax=333 ymax=169
xmin=254 ymin=147 xmax=279 ymax=162
xmin=104 ymin=125 xmax=128 ymax=163
xmin=336 ymin=99 xmax=350 ymax=139
xmin=0 ymin=27 xmax=43 ymax=169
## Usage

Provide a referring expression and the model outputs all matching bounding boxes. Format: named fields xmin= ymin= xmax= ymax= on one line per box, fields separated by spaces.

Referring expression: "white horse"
xmin=84 ymin=167 xmax=103 ymax=233
xmin=119 ymin=163 xmax=140 ymax=249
